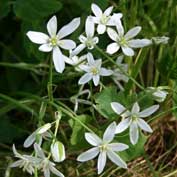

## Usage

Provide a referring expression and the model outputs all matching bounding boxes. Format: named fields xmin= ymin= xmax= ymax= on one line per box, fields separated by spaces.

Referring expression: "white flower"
xmin=112 ymin=55 xmax=128 ymax=90
xmin=10 ymin=145 xmax=40 ymax=175
xmin=71 ymin=17 xmax=99 ymax=56
xmin=77 ymin=122 xmax=128 ymax=174
xmin=34 ymin=143 xmax=64 ymax=177
xmin=90 ymin=3 xmax=123 ymax=34
xmin=78 ymin=53 xmax=113 ymax=86
xmin=148 ymin=87 xmax=168 ymax=102
xmin=106 ymin=21 xmax=152 ymax=56
xmin=152 ymin=36 xmax=169 ymax=44
xmin=111 ymin=102 xmax=159 ymax=145
xmin=27 ymin=16 xmax=80 ymax=73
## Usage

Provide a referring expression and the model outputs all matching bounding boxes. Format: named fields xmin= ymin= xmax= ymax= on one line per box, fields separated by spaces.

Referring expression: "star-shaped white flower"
xmin=106 ymin=21 xmax=152 ymax=56
xmin=71 ymin=17 xmax=99 ymax=56
xmin=77 ymin=122 xmax=128 ymax=174
xmin=90 ymin=3 xmax=123 ymax=34
xmin=111 ymin=102 xmax=159 ymax=145
xmin=27 ymin=16 xmax=80 ymax=73
xmin=78 ymin=53 xmax=113 ymax=86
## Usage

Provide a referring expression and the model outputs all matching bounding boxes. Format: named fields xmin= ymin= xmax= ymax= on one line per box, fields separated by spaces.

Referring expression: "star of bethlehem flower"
xmin=90 ymin=3 xmax=123 ymax=34
xmin=34 ymin=143 xmax=64 ymax=177
xmin=27 ymin=15 xmax=80 ymax=73
xmin=106 ymin=20 xmax=152 ymax=56
xmin=77 ymin=122 xmax=128 ymax=174
xmin=111 ymin=102 xmax=159 ymax=145
xmin=10 ymin=145 xmax=41 ymax=175
xmin=78 ymin=52 xmax=113 ymax=86
xmin=112 ymin=55 xmax=129 ymax=90
xmin=71 ymin=17 xmax=98 ymax=56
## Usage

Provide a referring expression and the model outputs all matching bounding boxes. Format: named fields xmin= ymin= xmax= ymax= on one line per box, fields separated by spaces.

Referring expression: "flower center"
xmin=85 ymin=38 xmax=95 ymax=49
xmin=49 ymin=37 xmax=58 ymax=46
xmin=119 ymin=37 xmax=128 ymax=46
xmin=99 ymin=144 xmax=107 ymax=151
xmin=91 ymin=67 xmax=99 ymax=75
xmin=100 ymin=15 xmax=110 ymax=24
xmin=132 ymin=114 xmax=138 ymax=121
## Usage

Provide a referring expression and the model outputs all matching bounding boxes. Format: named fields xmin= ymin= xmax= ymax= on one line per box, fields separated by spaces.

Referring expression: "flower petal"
xmin=77 ymin=147 xmax=99 ymax=162
xmin=57 ymin=17 xmax=80 ymax=39
xmin=10 ymin=160 xmax=23 ymax=168
xmin=87 ymin=52 xmax=95 ymax=65
xmin=111 ymin=102 xmax=126 ymax=115
xmin=124 ymin=26 xmax=141 ymax=40
xmin=47 ymin=16 xmax=57 ymax=37
xmin=108 ymin=143 xmax=129 ymax=152
xmin=107 ymin=27 xmax=118 ymax=41
xmin=39 ymin=44 xmax=53 ymax=52
xmin=103 ymin=122 xmax=116 ymax=142
xmin=59 ymin=40 xmax=76 ymax=50
xmin=71 ymin=44 xmax=86 ymax=56
xmin=138 ymin=105 xmax=159 ymax=118
xmin=106 ymin=42 xmax=120 ymax=54
xmin=52 ymin=47 xmax=65 ymax=73
xmin=97 ymin=24 xmax=106 ymax=34
xmin=121 ymin=46 xmax=134 ymax=56
xmin=78 ymin=73 xmax=92 ymax=85
xmin=24 ymin=131 xmax=36 ymax=148
xmin=91 ymin=3 xmax=102 ymax=17
xmin=104 ymin=6 xmax=113 ymax=16
xmin=131 ymin=102 xmax=140 ymax=114
xmin=109 ymin=13 xmax=123 ymax=25
xmin=86 ymin=16 xmax=95 ymax=37
xmin=100 ymin=68 xmax=113 ymax=76
xmin=128 ymin=39 xmax=152 ymax=48
xmin=116 ymin=118 xmax=131 ymax=134
xmin=34 ymin=143 xmax=45 ymax=159
xmin=44 ymin=168 xmax=50 ymax=177
xmin=97 ymin=151 xmax=107 ymax=174
xmin=130 ymin=122 xmax=139 ymax=145
xmin=107 ymin=150 xmax=127 ymax=168
xmin=50 ymin=165 xmax=64 ymax=177
xmin=79 ymin=65 xmax=90 ymax=72
xmin=93 ymin=75 xmax=100 ymax=86
xmin=85 ymin=132 xmax=102 ymax=146
xmin=26 ymin=31 xmax=49 ymax=44
xmin=116 ymin=20 xmax=124 ymax=36
xmin=137 ymin=118 xmax=153 ymax=133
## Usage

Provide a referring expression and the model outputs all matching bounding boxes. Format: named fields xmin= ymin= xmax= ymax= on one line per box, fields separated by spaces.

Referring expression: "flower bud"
xmin=37 ymin=123 xmax=51 ymax=134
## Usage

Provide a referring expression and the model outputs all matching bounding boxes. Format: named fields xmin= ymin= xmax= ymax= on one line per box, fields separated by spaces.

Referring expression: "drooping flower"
xmin=90 ymin=3 xmax=123 ymax=34
xmin=151 ymin=36 xmax=169 ymax=44
xmin=34 ymin=143 xmax=64 ymax=177
xmin=27 ymin=16 xmax=80 ymax=73
xmin=111 ymin=102 xmax=159 ymax=145
xmin=106 ymin=21 xmax=152 ymax=56
xmin=78 ymin=53 xmax=113 ymax=86
xmin=77 ymin=122 xmax=128 ymax=174
xmin=71 ymin=17 xmax=99 ymax=56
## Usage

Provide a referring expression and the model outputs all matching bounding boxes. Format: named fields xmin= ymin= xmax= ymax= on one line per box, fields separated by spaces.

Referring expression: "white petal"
xmin=26 ymin=31 xmax=49 ymax=44
xmin=10 ymin=160 xmax=23 ymax=167
xmin=90 ymin=16 xmax=100 ymax=24
xmin=100 ymin=68 xmax=113 ymax=76
xmin=87 ymin=52 xmax=95 ymax=65
xmin=138 ymin=105 xmax=159 ymax=118
xmin=93 ymin=75 xmax=100 ymax=86
xmin=78 ymin=73 xmax=92 ymax=85
xmin=116 ymin=118 xmax=130 ymax=133
xmin=71 ymin=44 xmax=86 ymax=56
xmin=24 ymin=131 xmax=36 ymax=148
xmin=137 ymin=118 xmax=153 ymax=133
xmin=59 ymin=40 xmax=76 ymax=50
xmin=106 ymin=42 xmax=120 ymax=54
xmin=121 ymin=46 xmax=134 ymax=56
xmin=131 ymin=102 xmax=140 ymax=114
xmin=77 ymin=147 xmax=99 ymax=162
xmin=52 ymin=47 xmax=65 ymax=73
xmin=44 ymin=168 xmax=50 ymax=177
xmin=103 ymin=122 xmax=116 ymax=142
xmin=50 ymin=165 xmax=64 ymax=177
xmin=86 ymin=16 xmax=95 ymax=37
xmin=130 ymin=122 xmax=139 ymax=145
xmin=111 ymin=102 xmax=126 ymax=115
xmin=116 ymin=20 xmax=124 ymax=36
xmin=104 ymin=6 xmax=113 ymax=16
xmin=79 ymin=65 xmax=90 ymax=72
xmin=124 ymin=26 xmax=141 ymax=40
xmin=91 ymin=3 xmax=102 ymax=17
xmin=79 ymin=35 xmax=87 ymax=43
xmin=128 ymin=39 xmax=152 ymax=48
xmin=39 ymin=44 xmax=53 ymax=52
xmin=47 ymin=16 xmax=57 ymax=37
xmin=97 ymin=24 xmax=106 ymax=34
xmin=57 ymin=17 xmax=80 ymax=39
xmin=97 ymin=151 xmax=107 ymax=174
xmin=107 ymin=28 xmax=118 ymax=41
xmin=107 ymin=150 xmax=127 ymax=168
xmin=34 ymin=143 xmax=45 ymax=159
xmin=108 ymin=143 xmax=129 ymax=152
xmin=109 ymin=13 xmax=123 ymax=25
xmin=85 ymin=133 xmax=102 ymax=146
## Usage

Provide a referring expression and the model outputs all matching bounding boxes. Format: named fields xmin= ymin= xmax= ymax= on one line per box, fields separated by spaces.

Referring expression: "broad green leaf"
xmin=13 ymin=0 xmax=62 ymax=22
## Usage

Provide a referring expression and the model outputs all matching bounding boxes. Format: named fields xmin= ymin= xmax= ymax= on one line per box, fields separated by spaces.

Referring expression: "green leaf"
xmin=13 ymin=0 xmax=63 ymax=22
xmin=0 ymin=0 xmax=11 ymax=19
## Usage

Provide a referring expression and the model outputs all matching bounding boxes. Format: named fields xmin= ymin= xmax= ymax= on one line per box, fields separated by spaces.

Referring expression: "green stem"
xmin=48 ymin=56 xmax=53 ymax=102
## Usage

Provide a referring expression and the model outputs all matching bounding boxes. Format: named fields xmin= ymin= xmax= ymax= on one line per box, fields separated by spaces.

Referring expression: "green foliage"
xmin=0 ymin=0 xmax=11 ymax=19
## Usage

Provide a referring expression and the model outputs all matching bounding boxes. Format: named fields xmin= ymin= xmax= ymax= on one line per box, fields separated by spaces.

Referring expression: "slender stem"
xmin=48 ymin=56 xmax=53 ymax=102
